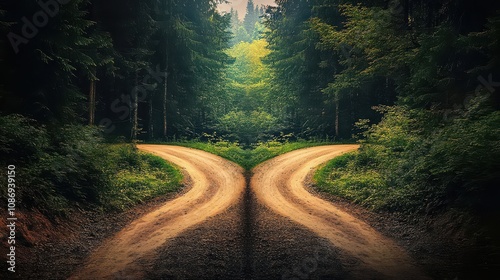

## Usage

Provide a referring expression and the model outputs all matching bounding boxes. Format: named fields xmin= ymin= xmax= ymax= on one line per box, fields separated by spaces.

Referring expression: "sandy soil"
xmin=68 ymin=145 xmax=245 ymax=279
xmin=251 ymin=145 xmax=430 ymax=280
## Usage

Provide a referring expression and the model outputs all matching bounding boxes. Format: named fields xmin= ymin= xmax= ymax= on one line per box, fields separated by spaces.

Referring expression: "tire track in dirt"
xmin=69 ymin=145 xmax=245 ymax=279
xmin=251 ymin=145 xmax=430 ymax=279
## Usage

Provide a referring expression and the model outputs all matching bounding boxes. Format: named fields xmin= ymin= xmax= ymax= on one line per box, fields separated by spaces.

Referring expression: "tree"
xmin=264 ymin=0 xmax=337 ymax=138
xmin=243 ymin=0 xmax=256 ymax=34
xmin=2 ymin=0 xmax=112 ymax=125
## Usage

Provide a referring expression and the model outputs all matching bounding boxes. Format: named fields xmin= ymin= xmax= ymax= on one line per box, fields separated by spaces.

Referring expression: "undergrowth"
xmin=315 ymin=100 xmax=500 ymax=215
xmin=0 ymin=115 xmax=182 ymax=215
xmin=170 ymin=140 xmax=328 ymax=170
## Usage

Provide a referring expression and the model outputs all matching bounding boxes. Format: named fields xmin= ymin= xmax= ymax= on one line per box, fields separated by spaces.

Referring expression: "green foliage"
xmin=0 ymin=115 xmax=49 ymax=162
xmin=234 ymin=26 xmax=251 ymax=44
xmin=172 ymin=139 xmax=325 ymax=170
xmin=309 ymin=2 xmax=500 ymax=220
xmin=264 ymin=0 xmax=352 ymax=138
xmin=316 ymin=99 xmax=500 ymax=213
xmin=242 ymin=0 xmax=265 ymax=41
xmin=1 ymin=0 xmax=115 ymax=123
xmin=104 ymin=145 xmax=182 ymax=210
xmin=315 ymin=154 xmax=388 ymax=208
xmin=1 ymin=0 xmax=232 ymax=140
xmin=0 ymin=115 xmax=182 ymax=214
xmin=218 ymin=111 xmax=277 ymax=144
xmin=213 ymin=39 xmax=278 ymax=144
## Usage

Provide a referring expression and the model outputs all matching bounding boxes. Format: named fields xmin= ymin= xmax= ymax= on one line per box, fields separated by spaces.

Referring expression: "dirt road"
xmin=251 ymin=145 xmax=428 ymax=280
xmin=67 ymin=144 xmax=429 ymax=279
xmin=69 ymin=145 xmax=245 ymax=279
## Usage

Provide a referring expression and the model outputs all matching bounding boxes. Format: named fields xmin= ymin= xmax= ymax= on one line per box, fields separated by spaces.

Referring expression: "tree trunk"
xmin=88 ymin=78 xmax=96 ymax=125
xmin=131 ymin=70 xmax=139 ymax=140
xmin=163 ymin=57 xmax=169 ymax=140
xmin=162 ymin=70 xmax=168 ymax=139
xmin=335 ymin=94 xmax=339 ymax=138
xmin=149 ymin=95 xmax=154 ymax=140
xmin=162 ymin=1 xmax=171 ymax=140
xmin=88 ymin=68 xmax=97 ymax=126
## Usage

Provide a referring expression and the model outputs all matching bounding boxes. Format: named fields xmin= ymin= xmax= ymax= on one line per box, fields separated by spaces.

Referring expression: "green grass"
xmin=104 ymin=144 xmax=183 ymax=210
xmin=315 ymin=105 xmax=500 ymax=215
xmin=314 ymin=152 xmax=393 ymax=210
xmin=167 ymin=140 xmax=330 ymax=170
xmin=314 ymin=151 xmax=429 ymax=212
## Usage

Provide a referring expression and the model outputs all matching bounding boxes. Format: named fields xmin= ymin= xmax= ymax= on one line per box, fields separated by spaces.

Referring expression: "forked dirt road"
xmin=68 ymin=144 xmax=428 ymax=279
xmin=251 ymin=145 xmax=429 ymax=279
xmin=69 ymin=145 xmax=245 ymax=279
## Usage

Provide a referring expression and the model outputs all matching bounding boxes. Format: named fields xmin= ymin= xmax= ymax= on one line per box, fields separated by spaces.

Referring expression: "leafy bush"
xmin=0 ymin=115 xmax=182 ymax=215
xmin=105 ymin=145 xmax=182 ymax=210
xmin=316 ymin=98 xmax=500 ymax=214
xmin=0 ymin=114 xmax=49 ymax=163
xmin=217 ymin=110 xmax=278 ymax=144
xmin=173 ymin=139 xmax=326 ymax=170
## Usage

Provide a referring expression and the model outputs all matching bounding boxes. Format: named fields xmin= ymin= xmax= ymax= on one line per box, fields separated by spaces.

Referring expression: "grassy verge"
xmin=104 ymin=144 xmax=183 ymax=210
xmin=314 ymin=151 xmax=394 ymax=211
xmin=169 ymin=141 xmax=329 ymax=170
xmin=314 ymin=105 xmax=500 ymax=216
xmin=0 ymin=115 xmax=183 ymax=215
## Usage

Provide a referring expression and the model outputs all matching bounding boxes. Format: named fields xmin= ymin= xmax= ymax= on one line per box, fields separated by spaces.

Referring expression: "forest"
xmin=1 ymin=0 xmax=500 ymax=279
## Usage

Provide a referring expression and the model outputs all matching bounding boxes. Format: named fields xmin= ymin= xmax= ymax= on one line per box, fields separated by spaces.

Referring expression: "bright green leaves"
xmin=226 ymin=39 xmax=271 ymax=85
xmin=311 ymin=4 xmax=411 ymax=95
xmin=216 ymin=39 xmax=276 ymax=144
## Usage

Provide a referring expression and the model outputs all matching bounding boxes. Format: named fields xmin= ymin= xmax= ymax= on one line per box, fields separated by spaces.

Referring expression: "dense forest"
xmin=2 ymin=0 xmax=498 ymax=142
xmin=263 ymin=0 xmax=500 ymax=194
xmin=1 ymin=0 xmax=499 ymax=277
xmin=1 ymin=0 xmax=230 ymax=140
xmin=0 ymin=0 xmax=233 ymax=212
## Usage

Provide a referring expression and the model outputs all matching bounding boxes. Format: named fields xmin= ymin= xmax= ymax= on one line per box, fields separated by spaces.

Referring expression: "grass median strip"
xmin=168 ymin=141 xmax=332 ymax=170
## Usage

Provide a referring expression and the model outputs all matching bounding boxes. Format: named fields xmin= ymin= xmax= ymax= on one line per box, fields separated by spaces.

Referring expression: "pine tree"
xmin=264 ymin=0 xmax=335 ymax=137
xmin=243 ymin=0 xmax=256 ymax=35
xmin=3 ymin=0 xmax=110 ymax=124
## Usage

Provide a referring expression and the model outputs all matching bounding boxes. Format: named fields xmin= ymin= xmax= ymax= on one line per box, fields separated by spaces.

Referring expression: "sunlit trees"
xmin=215 ymin=39 xmax=276 ymax=144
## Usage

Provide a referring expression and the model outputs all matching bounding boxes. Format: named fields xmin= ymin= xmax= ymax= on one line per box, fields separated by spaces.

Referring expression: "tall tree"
xmin=243 ymin=0 xmax=257 ymax=34
xmin=2 ymin=0 xmax=111 ymax=124
xmin=264 ymin=0 xmax=337 ymax=138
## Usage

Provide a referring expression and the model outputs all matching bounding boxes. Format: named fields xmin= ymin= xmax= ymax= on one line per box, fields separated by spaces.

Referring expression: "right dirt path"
xmin=251 ymin=145 xmax=430 ymax=280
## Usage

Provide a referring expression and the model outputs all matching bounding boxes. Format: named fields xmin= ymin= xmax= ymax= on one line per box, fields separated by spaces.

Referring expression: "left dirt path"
xmin=69 ymin=145 xmax=246 ymax=280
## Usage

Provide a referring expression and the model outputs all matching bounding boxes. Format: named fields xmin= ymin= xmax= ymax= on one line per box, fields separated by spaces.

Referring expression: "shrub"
xmin=315 ymin=99 xmax=500 ymax=214
xmin=0 ymin=115 xmax=182 ymax=215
